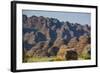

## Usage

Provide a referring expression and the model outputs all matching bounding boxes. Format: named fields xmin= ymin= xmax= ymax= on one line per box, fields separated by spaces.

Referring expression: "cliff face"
xmin=23 ymin=15 xmax=91 ymax=61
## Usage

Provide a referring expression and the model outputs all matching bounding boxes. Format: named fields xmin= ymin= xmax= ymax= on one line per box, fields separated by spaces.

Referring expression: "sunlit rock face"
xmin=23 ymin=15 xmax=91 ymax=61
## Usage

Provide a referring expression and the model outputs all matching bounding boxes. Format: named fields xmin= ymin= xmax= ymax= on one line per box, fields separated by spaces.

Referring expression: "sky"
xmin=22 ymin=10 xmax=91 ymax=25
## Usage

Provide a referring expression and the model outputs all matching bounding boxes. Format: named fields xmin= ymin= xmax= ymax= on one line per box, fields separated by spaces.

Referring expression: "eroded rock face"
xmin=24 ymin=32 xmax=36 ymax=45
xmin=57 ymin=45 xmax=68 ymax=60
xmin=25 ymin=42 xmax=49 ymax=58
xmin=23 ymin=15 xmax=91 ymax=61
xmin=31 ymin=16 xmax=38 ymax=25
xmin=83 ymin=24 xmax=91 ymax=33
xmin=80 ymin=44 xmax=91 ymax=59
xmin=48 ymin=47 xmax=60 ymax=57
xmin=67 ymin=37 xmax=78 ymax=48
xmin=52 ymin=28 xmax=64 ymax=48
xmin=75 ymin=35 xmax=89 ymax=55
xmin=23 ymin=15 xmax=28 ymax=24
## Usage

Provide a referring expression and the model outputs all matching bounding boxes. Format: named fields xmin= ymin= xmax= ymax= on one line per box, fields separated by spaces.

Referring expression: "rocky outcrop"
xmin=75 ymin=35 xmax=90 ymax=55
xmin=25 ymin=41 xmax=49 ymax=58
xmin=67 ymin=37 xmax=78 ymax=48
xmin=57 ymin=45 xmax=68 ymax=60
xmin=23 ymin=15 xmax=91 ymax=61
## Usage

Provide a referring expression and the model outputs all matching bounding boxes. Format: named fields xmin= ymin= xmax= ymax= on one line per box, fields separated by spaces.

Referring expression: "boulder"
xmin=65 ymin=50 xmax=78 ymax=60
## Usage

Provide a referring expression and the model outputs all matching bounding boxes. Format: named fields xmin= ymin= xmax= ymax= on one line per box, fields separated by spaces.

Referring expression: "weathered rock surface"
xmin=23 ymin=15 xmax=91 ymax=61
